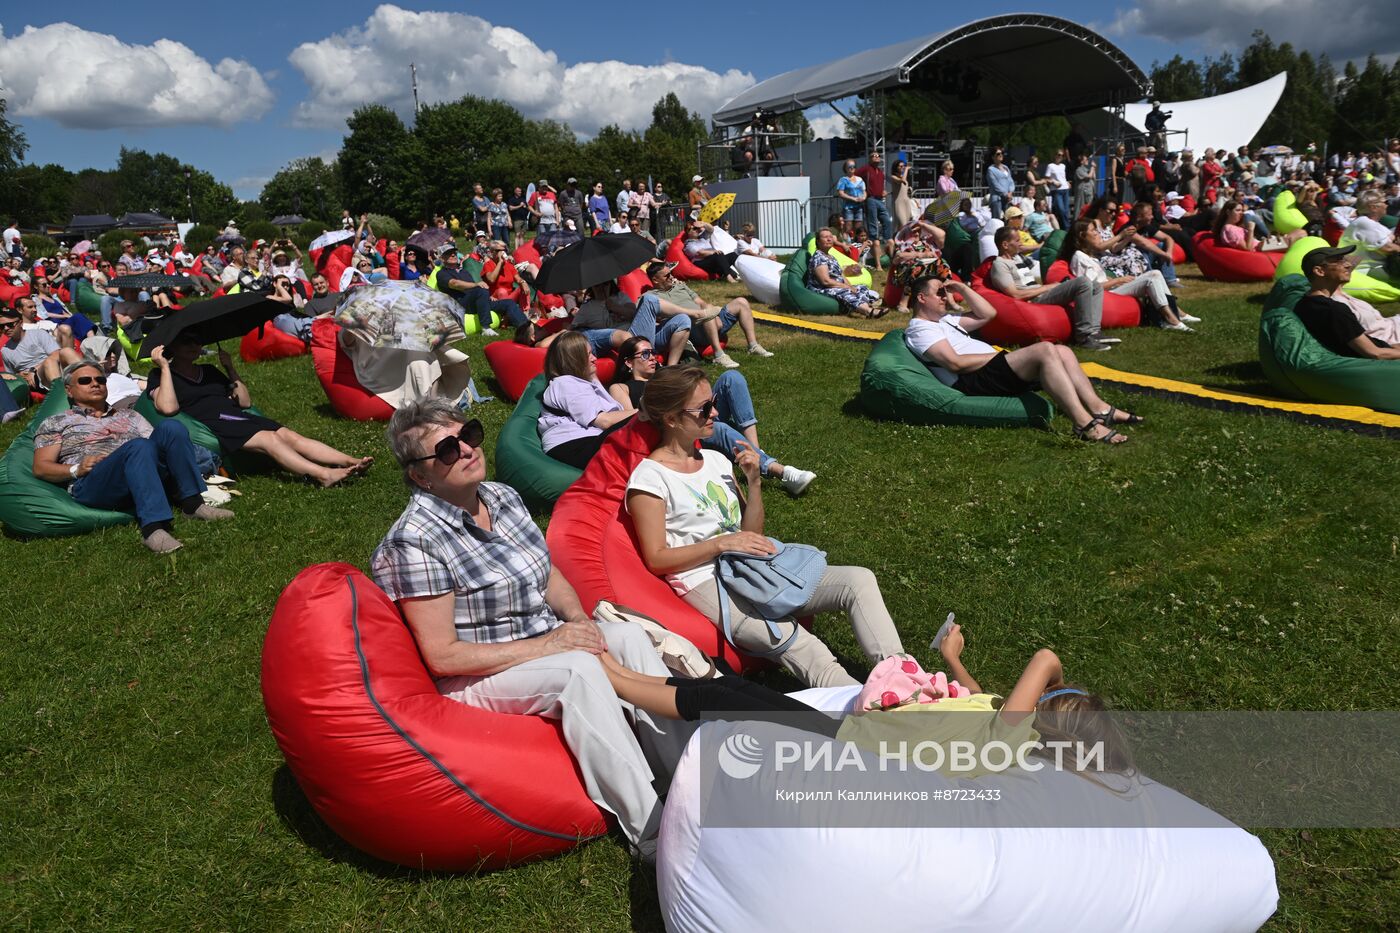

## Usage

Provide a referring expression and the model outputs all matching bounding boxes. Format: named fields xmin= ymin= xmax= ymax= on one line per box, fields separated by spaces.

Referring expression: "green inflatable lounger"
xmin=0 ymin=386 xmax=135 ymax=537
xmin=1258 ymin=274 xmax=1400 ymax=415
xmin=493 ymin=374 xmax=582 ymax=510
xmin=859 ymin=330 xmax=1055 ymax=428
xmin=131 ymin=393 xmax=267 ymax=474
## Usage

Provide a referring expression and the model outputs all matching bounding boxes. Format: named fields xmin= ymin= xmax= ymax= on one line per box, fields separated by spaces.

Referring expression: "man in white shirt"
xmin=985 ymin=228 xmax=1111 ymax=349
xmin=1340 ymin=191 xmax=1400 ymax=282
xmin=219 ymin=247 xmax=249 ymax=287
xmin=903 ymin=276 xmax=1137 ymax=443
xmin=2 ymin=220 xmax=21 ymax=259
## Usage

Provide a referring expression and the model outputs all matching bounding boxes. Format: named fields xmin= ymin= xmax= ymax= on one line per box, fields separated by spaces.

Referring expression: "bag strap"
xmin=715 ymin=557 xmax=801 ymax=660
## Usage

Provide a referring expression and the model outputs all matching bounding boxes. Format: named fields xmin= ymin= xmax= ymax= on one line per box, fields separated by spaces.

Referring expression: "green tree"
xmin=0 ymin=98 xmax=28 ymax=174
xmin=1201 ymin=53 xmax=1239 ymax=97
xmin=110 ymin=147 xmax=236 ymax=223
xmin=338 ymin=104 xmax=410 ymax=218
xmin=260 ymin=156 xmax=343 ymax=221
xmin=1149 ymin=55 xmax=1204 ymax=102
xmin=69 ymin=168 xmax=120 ymax=217
xmin=0 ymin=163 xmax=75 ymax=227
xmin=643 ymin=94 xmax=709 ymax=196
xmin=1332 ymin=55 xmax=1397 ymax=151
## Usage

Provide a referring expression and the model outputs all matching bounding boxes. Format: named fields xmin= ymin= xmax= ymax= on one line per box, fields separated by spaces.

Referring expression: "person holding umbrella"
xmin=149 ymin=330 xmax=371 ymax=487
xmin=435 ymin=245 xmax=528 ymax=337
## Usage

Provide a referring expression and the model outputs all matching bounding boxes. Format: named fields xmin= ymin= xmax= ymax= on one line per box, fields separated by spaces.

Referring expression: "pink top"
xmin=937 ymin=175 xmax=960 ymax=195
xmin=1217 ymin=223 xmax=1249 ymax=249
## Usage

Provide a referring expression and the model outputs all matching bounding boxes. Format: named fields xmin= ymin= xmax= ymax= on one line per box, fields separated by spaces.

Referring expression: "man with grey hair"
xmin=371 ymin=399 xmax=693 ymax=860
xmin=31 ymin=359 xmax=232 ymax=552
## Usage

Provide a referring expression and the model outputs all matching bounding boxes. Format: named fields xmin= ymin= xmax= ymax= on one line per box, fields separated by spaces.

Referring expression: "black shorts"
xmin=952 ymin=351 xmax=1037 ymax=397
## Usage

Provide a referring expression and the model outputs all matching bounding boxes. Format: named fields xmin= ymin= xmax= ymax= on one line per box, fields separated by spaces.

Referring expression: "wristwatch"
xmin=69 ymin=463 xmax=79 ymax=479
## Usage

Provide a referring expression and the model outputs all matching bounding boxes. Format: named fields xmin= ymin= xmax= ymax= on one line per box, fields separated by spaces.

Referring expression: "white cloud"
xmin=806 ymin=112 xmax=848 ymax=140
xmin=287 ymin=5 xmax=754 ymax=134
xmin=1110 ymin=0 xmax=1400 ymax=63
xmin=0 ymin=23 xmax=273 ymax=129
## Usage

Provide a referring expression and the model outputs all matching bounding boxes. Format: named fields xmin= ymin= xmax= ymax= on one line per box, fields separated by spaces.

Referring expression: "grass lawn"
xmin=2 ymin=267 xmax=1398 ymax=930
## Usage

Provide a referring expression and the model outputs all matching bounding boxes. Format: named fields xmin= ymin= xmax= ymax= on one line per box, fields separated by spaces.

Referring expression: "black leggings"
xmin=668 ymin=674 xmax=841 ymax=737
xmin=693 ymin=252 xmax=738 ymax=279
xmin=544 ymin=415 xmax=634 ymax=469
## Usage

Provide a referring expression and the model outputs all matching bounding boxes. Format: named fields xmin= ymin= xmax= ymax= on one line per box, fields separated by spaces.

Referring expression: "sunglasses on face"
xmin=74 ymin=375 xmax=108 ymax=386
xmin=682 ymin=398 xmax=718 ymax=420
xmin=630 ymin=348 xmax=656 ymax=361
xmin=407 ymin=420 xmax=484 ymax=467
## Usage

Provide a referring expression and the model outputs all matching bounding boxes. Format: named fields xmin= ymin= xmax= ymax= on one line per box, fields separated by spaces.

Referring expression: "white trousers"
xmin=1111 ymin=269 xmax=1170 ymax=311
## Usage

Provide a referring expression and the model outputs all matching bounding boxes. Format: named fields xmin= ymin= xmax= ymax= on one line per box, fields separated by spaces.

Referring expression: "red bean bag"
xmin=1044 ymin=261 xmax=1142 ymax=329
xmin=665 ymin=236 xmax=709 ymax=281
xmin=1170 ymin=241 xmax=1186 ymax=264
xmin=512 ymin=241 xmax=542 ymax=269
xmin=311 ymin=242 xmax=354 ymax=293
xmin=1191 ymin=231 xmax=1283 ymax=283
xmin=482 ymin=340 xmax=617 ymax=403
xmin=968 ymin=259 xmax=1070 ymax=345
xmin=1322 ymin=217 xmax=1343 ymax=246
xmin=384 ymin=250 xmax=401 ymax=280
xmin=310 ymin=318 xmax=395 ymax=421
xmin=0 ymin=281 xmax=31 ymax=309
xmin=617 ymin=268 xmax=650 ymax=302
xmin=262 ymin=562 xmax=606 ymax=871
xmin=240 ymin=322 xmax=309 ymax=362
xmin=547 ymin=420 xmax=757 ymax=673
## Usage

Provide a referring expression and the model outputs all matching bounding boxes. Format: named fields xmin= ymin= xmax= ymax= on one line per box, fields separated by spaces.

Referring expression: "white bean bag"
xmin=658 ymin=686 xmax=1278 ymax=933
xmin=978 ymin=217 xmax=1005 ymax=262
xmin=735 ymin=254 xmax=784 ymax=306
xmin=708 ymin=226 xmax=740 ymax=255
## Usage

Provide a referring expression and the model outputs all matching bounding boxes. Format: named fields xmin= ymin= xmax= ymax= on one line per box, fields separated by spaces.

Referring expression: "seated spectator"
xmin=1026 ymin=198 xmax=1058 ymax=242
xmin=1001 ymin=206 xmax=1040 ymax=255
xmin=1340 ymin=191 xmax=1400 ymax=282
xmin=682 ymin=221 xmax=740 ymax=282
xmin=116 ymin=240 xmax=148 ymax=275
xmin=1087 ymin=196 xmax=1151 ymax=277
xmin=1292 ymin=245 xmax=1400 ymax=360
xmin=806 ymin=227 xmax=887 ymax=318
xmin=149 ymin=332 xmax=372 ymax=486
xmin=538 ymin=332 xmax=638 ymax=469
xmin=264 ymin=240 xmax=307 ymax=283
xmin=219 ymin=247 xmax=252 ymax=288
xmin=80 ymin=334 xmax=145 ymax=407
xmin=339 ymin=256 xmax=377 ymax=292
xmin=626 ymin=214 xmax=654 ymax=243
xmin=887 ymin=219 xmax=949 ymax=312
xmin=32 ymin=360 xmax=233 ymax=552
xmin=987 ymin=228 xmax=1111 ymax=350
xmin=435 ymin=246 xmax=528 ymax=338
xmin=1066 ymin=220 xmax=1196 ymax=332
xmin=32 ymin=276 xmax=95 ymax=341
xmin=734 ymin=223 xmax=775 ymax=259
xmin=574 ymin=279 xmax=695 ymax=366
xmin=609 ymin=337 xmax=813 ymax=494
xmin=1126 ymin=200 xmax=1181 ymax=287
xmin=626 ymin=365 xmax=905 ymax=686
xmin=1 ymin=298 xmax=80 ymax=390
xmin=937 ymin=159 xmax=959 ymax=196
xmin=480 ymin=241 xmax=520 ymax=301
xmin=905 ymin=276 xmax=1141 ymax=443
xmin=644 ymin=259 xmax=769 ymax=366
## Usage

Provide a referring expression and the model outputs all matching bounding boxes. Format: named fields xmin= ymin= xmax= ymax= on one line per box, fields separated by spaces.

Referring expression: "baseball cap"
xmin=474 ymin=230 xmax=489 ymax=239
xmin=1300 ymin=244 xmax=1354 ymax=275
xmin=1003 ymin=206 xmax=1024 ymax=219
xmin=436 ymin=244 xmax=459 ymax=259
xmin=1165 ymin=191 xmax=1182 ymax=202
xmin=692 ymin=175 xmax=703 ymax=183
xmin=567 ymin=176 xmax=577 ymax=184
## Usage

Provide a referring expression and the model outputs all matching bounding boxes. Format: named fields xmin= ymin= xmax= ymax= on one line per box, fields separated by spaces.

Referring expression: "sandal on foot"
xmin=1073 ymin=416 xmax=1127 ymax=445
xmin=1099 ymin=405 xmax=1144 ymax=426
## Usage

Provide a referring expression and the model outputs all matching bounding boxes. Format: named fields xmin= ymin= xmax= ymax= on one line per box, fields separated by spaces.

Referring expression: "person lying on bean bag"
xmin=1067 ymin=220 xmax=1198 ymax=332
xmin=642 ymin=258 xmax=770 ymax=366
xmin=538 ymin=333 xmax=638 ymax=470
xmin=31 ymin=359 xmax=234 ymax=552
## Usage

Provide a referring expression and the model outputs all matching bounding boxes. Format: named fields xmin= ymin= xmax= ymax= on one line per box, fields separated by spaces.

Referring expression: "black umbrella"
xmin=533 ymin=233 xmax=655 ymax=294
xmin=406 ymin=227 xmax=455 ymax=255
xmin=111 ymin=273 xmax=191 ymax=291
xmin=138 ymin=291 xmax=286 ymax=358
xmin=269 ymin=214 xmax=307 ymax=227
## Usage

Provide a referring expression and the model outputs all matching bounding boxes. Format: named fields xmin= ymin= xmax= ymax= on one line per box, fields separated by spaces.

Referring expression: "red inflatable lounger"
xmin=1044 ymin=261 xmax=1141 ymax=330
xmin=1191 ymin=231 xmax=1283 ymax=283
xmin=262 ymin=563 xmax=606 ymax=871
xmin=310 ymin=318 xmax=395 ymax=421
xmin=665 ymin=235 xmax=710 ymax=281
xmin=548 ymin=420 xmax=788 ymax=674
xmin=240 ymin=322 xmax=309 ymax=362
xmin=968 ymin=259 xmax=1071 ymax=345
xmin=483 ymin=340 xmax=617 ymax=403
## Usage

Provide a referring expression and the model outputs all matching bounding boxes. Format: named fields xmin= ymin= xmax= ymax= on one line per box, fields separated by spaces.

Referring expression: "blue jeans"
xmin=1244 ymin=210 xmax=1271 ymax=237
xmin=456 ymin=289 xmax=527 ymax=331
xmin=70 ymin=420 xmax=207 ymax=532
xmin=581 ymin=293 xmax=693 ymax=355
xmin=691 ymin=305 xmax=739 ymax=349
xmin=701 ymin=371 xmax=774 ymax=473
xmin=1051 ymin=189 xmax=1071 ymax=229
xmin=988 ymin=193 xmax=1008 ymax=220
xmin=273 ymin=313 xmax=312 ymax=341
xmin=492 ymin=224 xmax=510 ymax=243
xmin=1150 ymin=251 xmax=1179 ymax=285
xmin=98 ymin=290 xmax=151 ymax=328
xmin=864 ymin=197 xmax=892 ymax=240
xmin=0 ymin=378 xmax=19 ymax=418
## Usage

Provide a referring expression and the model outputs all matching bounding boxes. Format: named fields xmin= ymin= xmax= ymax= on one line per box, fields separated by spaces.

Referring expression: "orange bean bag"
xmin=310 ymin=318 xmax=395 ymax=421
xmin=482 ymin=340 xmax=617 ymax=403
xmin=261 ymin=562 xmax=607 ymax=871
xmin=1191 ymin=231 xmax=1283 ymax=283
xmin=546 ymin=420 xmax=760 ymax=673
xmin=240 ymin=322 xmax=309 ymax=362
xmin=968 ymin=259 xmax=1071 ymax=345
xmin=665 ymin=235 xmax=709 ymax=281
xmin=1044 ymin=261 xmax=1142 ymax=329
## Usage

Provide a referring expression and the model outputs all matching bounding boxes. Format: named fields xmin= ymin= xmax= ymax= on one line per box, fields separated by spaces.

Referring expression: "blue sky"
xmin=3 ymin=1 xmax=1393 ymax=200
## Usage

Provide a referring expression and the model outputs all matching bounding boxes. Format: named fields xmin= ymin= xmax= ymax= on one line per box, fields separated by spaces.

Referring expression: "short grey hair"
xmin=1357 ymin=190 xmax=1385 ymax=215
xmin=60 ymin=359 xmax=104 ymax=386
xmin=386 ymin=397 xmax=467 ymax=488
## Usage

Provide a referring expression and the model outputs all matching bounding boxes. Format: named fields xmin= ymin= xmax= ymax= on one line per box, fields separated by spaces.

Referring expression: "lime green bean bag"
xmin=3 ymin=376 xmax=30 ymax=410
xmin=1258 ymin=275 xmax=1400 ymax=414
xmin=1039 ymin=229 xmax=1068 ymax=279
xmin=493 ymin=375 xmax=582 ymax=510
xmin=0 ymin=387 xmax=135 ymax=537
xmin=806 ymin=237 xmax=873 ymax=287
xmin=779 ymin=236 xmax=842 ymax=315
xmin=859 ymin=330 xmax=1055 ymax=428
xmin=1272 ymin=190 xmax=1308 ymax=235
xmin=1274 ymin=236 xmax=1400 ymax=305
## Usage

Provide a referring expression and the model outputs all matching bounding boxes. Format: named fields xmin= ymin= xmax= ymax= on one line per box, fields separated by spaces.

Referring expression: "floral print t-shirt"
xmin=626 ymin=449 xmax=741 ymax=595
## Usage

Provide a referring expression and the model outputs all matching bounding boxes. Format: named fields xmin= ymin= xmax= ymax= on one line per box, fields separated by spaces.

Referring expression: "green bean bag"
xmin=1382 ymin=215 xmax=1397 ymax=230
xmin=1272 ymin=190 xmax=1308 ymax=235
xmin=1274 ymin=236 xmax=1400 ymax=305
xmin=3 ymin=376 xmax=30 ymax=410
xmin=942 ymin=221 xmax=976 ymax=281
xmin=492 ymin=375 xmax=582 ymax=510
xmin=74 ymin=279 xmax=105 ymax=319
xmin=130 ymin=393 xmax=268 ymax=474
xmin=1039 ymin=229 xmax=1068 ymax=279
xmin=0 ymin=387 xmax=135 ymax=537
xmin=1258 ymin=275 xmax=1400 ymax=414
xmin=859 ymin=330 xmax=1055 ymax=428
xmin=779 ymin=236 xmax=842 ymax=315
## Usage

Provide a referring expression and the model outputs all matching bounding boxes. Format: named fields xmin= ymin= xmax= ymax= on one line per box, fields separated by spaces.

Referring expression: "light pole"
xmin=184 ymin=166 xmax=195 ymax=224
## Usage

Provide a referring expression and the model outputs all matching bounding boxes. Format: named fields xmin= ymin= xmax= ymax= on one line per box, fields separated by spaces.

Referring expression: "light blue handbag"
xmin=715 ymin=538 xmax=827 ymax=658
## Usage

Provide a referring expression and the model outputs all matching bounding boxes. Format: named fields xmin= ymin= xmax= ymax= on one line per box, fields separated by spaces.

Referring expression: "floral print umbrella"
xmin=333 ymin=280 xmax=465 ymax=352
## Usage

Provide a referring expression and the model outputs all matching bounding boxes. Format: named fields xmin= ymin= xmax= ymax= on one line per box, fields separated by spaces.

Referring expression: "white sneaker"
xmin=713 ymin=352 xmax=741 ymax=369
xmin=481 ymin=328 xmax=499 ymax=337
xmin=1095 ymin=336 xmax=1122 ymax=344
xmin=747 ymin=343 xmax=774 ymax=358
xmin=1163 ymin=322 xmax=1195 ymax=333
xmin=1178 ymin=311 xmax=1201 ymax=323
xmin=780 ymin=466 xmax=816 ymax=496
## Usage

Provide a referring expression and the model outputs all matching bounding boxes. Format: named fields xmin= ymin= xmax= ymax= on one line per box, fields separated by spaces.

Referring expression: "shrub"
xmin=298 ymin=220 xmax=328 ymax=241
xmin=365 ymin=213 xmax=407 ymax=244
xmin=242 ymin=220 xmax=280 ymax=245
xmin=97 ymin=229 xmax=147 ymax=258
xmin=21 ymin=234 xmax=58 ymax=259
xmin=183 ymin=224 xmax=221 ymax=252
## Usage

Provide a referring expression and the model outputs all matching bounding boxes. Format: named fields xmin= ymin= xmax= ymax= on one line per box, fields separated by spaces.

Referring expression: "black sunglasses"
xmin=407 ymin=420 xmax=484 ymax=466
xmin=630 ymin=348 xmax=656 ymax=361
xmin=682 ymin=398 xmax=717 ymax=420
xmin=74 ymin=375 xmax=108 ymax=386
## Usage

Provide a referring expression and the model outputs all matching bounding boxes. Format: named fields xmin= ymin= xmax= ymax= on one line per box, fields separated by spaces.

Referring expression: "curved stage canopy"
xmin=1074 ymin=72 xmax=1289 ymax=157
xmin=713 ymin=14 xmax=1149 ymax=126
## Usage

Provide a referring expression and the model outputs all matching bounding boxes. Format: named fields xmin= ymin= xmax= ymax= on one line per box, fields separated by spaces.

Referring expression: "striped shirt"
xmin=370 ymin=483 xmax=561 ymax=644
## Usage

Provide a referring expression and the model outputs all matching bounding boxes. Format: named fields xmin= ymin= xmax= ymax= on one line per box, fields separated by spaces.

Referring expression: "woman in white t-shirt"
xmin=1066 ymin=220 xmax=1195 ymax=332
xmin=626 ymin=366 xmax=905 ymax=688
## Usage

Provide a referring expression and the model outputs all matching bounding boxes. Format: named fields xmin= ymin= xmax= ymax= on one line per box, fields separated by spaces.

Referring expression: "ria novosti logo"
xmin=717 ymin=733 xmax=764 ymax=779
